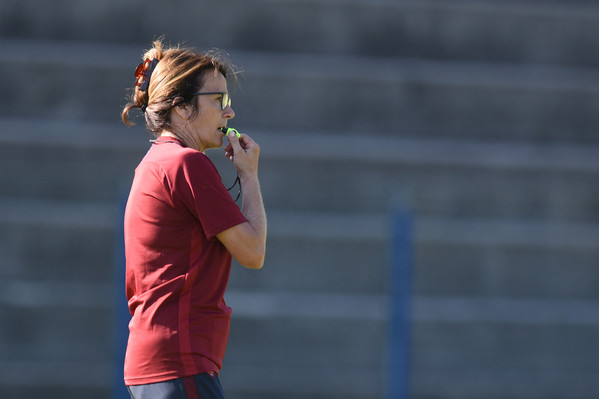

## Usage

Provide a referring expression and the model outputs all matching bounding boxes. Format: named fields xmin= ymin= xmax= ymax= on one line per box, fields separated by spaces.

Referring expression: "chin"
xmin=212 ymin=137 xmax=224 ymax=149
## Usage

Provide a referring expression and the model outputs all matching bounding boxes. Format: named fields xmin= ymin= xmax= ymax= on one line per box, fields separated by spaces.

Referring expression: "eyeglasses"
xmin=193 ymin=92 xmax=231 ymax=111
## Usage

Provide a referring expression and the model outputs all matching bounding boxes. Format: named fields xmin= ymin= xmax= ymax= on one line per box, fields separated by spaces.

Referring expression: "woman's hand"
xmin=224 ymin=130 xmax=260 ymax=177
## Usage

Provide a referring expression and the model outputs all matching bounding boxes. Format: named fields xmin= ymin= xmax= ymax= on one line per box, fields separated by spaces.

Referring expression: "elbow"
xmin=244 ymin=259 xmax=264 ymax=270
xmin=241 ymin=245 xmax=265 ymax=270
xmin=243 ymin=253 xmax=264 ymax=270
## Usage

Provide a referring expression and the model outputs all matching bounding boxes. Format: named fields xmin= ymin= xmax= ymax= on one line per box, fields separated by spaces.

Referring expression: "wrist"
xmin=238 ymin=170 xmax=259 ymax=183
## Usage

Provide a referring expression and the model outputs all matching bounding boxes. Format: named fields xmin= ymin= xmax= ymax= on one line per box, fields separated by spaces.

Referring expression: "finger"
xmin=239 ymin=133 xmax=256 ymax=147
xmin=228 ymin=130 xmax=244 ymax=152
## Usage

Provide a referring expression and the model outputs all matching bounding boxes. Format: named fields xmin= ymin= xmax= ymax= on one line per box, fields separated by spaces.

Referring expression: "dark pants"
xmin=127 ymin=373 xmax=225 ymax=399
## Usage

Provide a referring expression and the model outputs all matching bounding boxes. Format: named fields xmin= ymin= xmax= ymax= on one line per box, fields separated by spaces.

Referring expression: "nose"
xmin=224 ymin=106 xmax=235 ymax=119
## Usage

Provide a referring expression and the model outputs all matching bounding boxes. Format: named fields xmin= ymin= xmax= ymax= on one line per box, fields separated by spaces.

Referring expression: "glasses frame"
xmin=192 ymin=92 xmax=231 ymax=111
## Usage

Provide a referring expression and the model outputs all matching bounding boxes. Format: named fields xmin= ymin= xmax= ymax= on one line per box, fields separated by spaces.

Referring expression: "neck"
xmin=159 ymin=132 xmax=179 ymax=140
xmin=160 ymin=129 xmax=204 ymax=152
xmin=159 ymin=131 xmax=203 ymax=152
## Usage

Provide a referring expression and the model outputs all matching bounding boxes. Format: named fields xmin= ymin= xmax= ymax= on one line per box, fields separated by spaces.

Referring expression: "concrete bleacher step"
xmin=238 ymin=210 xmax=599 ymax=299
xmin=1 ymin=281 xmax=597 ymax=399
xmin=251 ymin=130 xmax=599 ymax=220
xmin=3 ymin=117 xmax=599 ymax=222
xmin=222 ymin=290 xmax=599 ymax=399
xmin=0 ymin=118 xmax=146 ymax=201
xmin=0 ymin=278 xmax=115 ymax=399
xmin=411 ymin=311 xmax=599 ymax=398
xmin=2 ymin=1 xmax=599 ymax=68
xmin=3 ymin=38 xmax=599 ymax=142
xmin=0 ymin=196 xmax=117 ymax=399
xmin=225 ymin=54 xmax=599 ymax=141
xmin=0 ymin=196 xmax=117 ymax=281
xmin=2 ymin=192 xmax=598 ymax=299
xmin=0 ymin=366 xmax=109 ymax=399
xmin=225 ymin=313 xmax=386 ymax=399
xmin=2 ymin=201 xmax=597 ymax=399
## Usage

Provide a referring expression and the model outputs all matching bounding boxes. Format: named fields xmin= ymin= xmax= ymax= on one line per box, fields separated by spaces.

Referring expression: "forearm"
xmin=240 ymin=173 xmax=267 ymax=254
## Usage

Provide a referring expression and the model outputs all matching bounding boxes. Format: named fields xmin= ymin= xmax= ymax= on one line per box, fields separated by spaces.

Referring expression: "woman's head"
xmin=122 ymin=39 xmax=235 ymax=138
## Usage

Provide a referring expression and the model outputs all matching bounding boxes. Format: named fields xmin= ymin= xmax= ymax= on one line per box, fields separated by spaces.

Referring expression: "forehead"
xmin=201 ymin=70 xmax=228 ymax=91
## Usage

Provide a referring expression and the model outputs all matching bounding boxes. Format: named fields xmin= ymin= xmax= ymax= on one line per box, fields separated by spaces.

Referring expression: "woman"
xmin=121 ymin=40 xmax=267 ymax=399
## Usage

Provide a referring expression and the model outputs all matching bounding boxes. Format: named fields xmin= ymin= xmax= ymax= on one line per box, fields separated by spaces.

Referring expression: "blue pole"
xmin=387 ymin=208 xmax=413 ymax=399
xmin=114 ymin=194 xmax=130 ymax=399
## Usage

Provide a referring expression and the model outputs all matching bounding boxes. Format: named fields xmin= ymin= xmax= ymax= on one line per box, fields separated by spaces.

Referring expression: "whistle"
xmin=220 ymin=127 xmax=242 ymax=139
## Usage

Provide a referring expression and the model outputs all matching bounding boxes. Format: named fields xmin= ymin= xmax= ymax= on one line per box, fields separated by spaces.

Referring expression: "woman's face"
xmin=186 ymin=71 xmax=235 ymax=152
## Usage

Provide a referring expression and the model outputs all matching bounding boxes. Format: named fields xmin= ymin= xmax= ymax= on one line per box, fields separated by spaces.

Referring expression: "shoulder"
xmin=151 ymin=145 xmax=214 ymax=171
xmin=143 ymin=146 xmax=218 ymax=185
xmin=165 ymin=149 xmax=223 ymax=189
xmin=178 ymin=149 xmax=218 ymax=175
xmin=179 ymin=148 xmax=212 ymax=164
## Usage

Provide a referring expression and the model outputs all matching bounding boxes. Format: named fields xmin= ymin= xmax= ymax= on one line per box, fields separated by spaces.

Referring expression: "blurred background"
xmin=1 ymin=0 xmax=599 ymax=398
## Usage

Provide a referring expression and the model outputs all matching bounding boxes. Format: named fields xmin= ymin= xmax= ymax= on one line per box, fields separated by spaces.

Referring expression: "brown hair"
xmin=122 ymin=39 xmax=232 ymax=136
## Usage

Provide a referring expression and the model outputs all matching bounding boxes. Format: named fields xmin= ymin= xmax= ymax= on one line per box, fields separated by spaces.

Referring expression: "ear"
xmin=172 ymin=97 xmax=192 ymax=119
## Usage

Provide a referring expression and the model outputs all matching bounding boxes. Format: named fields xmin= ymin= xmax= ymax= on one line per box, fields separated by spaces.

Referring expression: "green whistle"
xmin=220 ymin=127 xmax=242 ymax=139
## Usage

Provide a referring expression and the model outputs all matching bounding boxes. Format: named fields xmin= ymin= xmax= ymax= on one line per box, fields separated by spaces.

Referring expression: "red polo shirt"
xmin=123 ymin=138 xmax=246 ymax=385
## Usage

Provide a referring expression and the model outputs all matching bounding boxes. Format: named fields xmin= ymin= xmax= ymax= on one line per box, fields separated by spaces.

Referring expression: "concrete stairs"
xmin=1 ymin=1 xmax=599 ymax=399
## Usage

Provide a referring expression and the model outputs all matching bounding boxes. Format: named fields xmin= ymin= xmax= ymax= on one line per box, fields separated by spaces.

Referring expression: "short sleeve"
xmin=171 ymin=151 xmax=246 ymax=239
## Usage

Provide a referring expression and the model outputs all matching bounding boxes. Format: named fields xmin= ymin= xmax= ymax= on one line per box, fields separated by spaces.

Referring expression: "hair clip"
xmin=134 ymin=58 xmax=159 ymax=91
